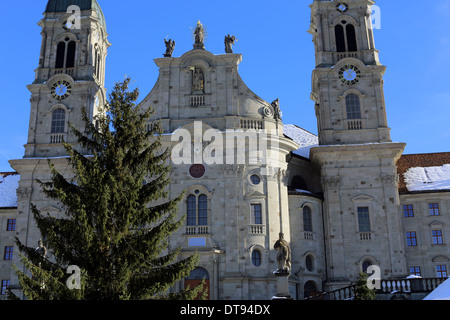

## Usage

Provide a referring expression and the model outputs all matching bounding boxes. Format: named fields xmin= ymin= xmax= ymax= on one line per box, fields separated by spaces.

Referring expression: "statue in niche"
xmin=193 ymin=21 xmax=205 ymax=50
xmin=164 ymin=38 xmax=175 ymax=57
xmin=192 ymin=67 xmax=204 ymax=92
xmin=225 ymin=34 xmax=236 ymax=53
xmin=271 ymin=98 xmax=282 ymax=121
xmin=274 ymin=233 xmax=291 ymax=272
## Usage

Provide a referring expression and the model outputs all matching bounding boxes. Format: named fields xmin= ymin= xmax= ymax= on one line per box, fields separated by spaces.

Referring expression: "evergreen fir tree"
xmin=353 ymin=272 xmax=376 ymax=300
xmin=12 ymin=78 xmax=205 ymax=300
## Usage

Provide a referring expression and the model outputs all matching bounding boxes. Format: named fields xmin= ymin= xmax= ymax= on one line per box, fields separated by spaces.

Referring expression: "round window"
xmin=250 ymin=174 xmax=261 ymax=185
xmin=189 ymin=164 xmax=205 ymax=178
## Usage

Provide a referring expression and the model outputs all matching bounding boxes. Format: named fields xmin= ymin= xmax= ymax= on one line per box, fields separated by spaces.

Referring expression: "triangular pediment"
xmin=351 ymin=194 xmax=375 ymax=202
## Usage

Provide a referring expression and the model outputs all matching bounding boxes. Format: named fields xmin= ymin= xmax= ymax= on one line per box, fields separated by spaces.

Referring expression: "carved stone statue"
xmin=35 ymin=238 xmax=48 ymax=259
xmin=192 ymin=67 xmax=204 ymax=92
xmin=164 ymin=38 xmax=175 ymax=57
xmin=225 ymin=34 xmax=236 ymax=53
xmin=271 ymin=98 xmax=282 ymax=121
xmin=193 ymin=21 xmax=205 ymax=50
xmin=274 ymin=233 xmax=291 ymax=272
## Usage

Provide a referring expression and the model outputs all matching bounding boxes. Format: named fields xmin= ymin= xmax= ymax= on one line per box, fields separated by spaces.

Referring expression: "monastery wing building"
xmin=1 ymin=0 xmax=449 ymax=300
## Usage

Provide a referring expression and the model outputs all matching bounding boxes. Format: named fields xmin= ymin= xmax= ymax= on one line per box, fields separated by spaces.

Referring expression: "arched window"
xmin=55 ymin=39 xmax=77 ymax=69
xmin=346 ymin=24 xmax=357 ymax=52
xmin=303 ymin=206 xmax=313 ymax=232
xmin=345 ymin=93 xmax=362 ymax=119
xmin=66 ymin=41 xmax=76 ymax=68
xmin=55 ymin=42 xmax=66 ymax=68
xmin=335 ymin=25 xmax=346 ymax=52
xmin=51 ymin=109 xmax=66 ymax=133
xmin=335 ymin=22 xmax=358 ymax=53
xmin=362 ymin=260 xmax=372 ymax=273
xmin=185 ymin=267 xmax=210 ymax=300
xmin=187 ymin=192 xmax=208 ymax=226
xmin=251 ymin=250 xmax=262 ymax=267
xmin=305 ymin=254 xmax=315 ymax=272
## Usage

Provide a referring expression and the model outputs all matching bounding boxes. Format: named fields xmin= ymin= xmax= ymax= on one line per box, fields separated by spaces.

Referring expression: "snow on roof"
xmin=404 ymin=164 xmax=450 ymax=192
xmin=0 ymin=172 xmax=19 ymax=208
xmin=283 ymin=124 xmax=319 ymax=159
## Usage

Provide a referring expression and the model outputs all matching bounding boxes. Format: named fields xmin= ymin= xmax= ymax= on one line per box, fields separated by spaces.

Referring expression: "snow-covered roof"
xmin=0 ymin=172 xmax=19 ymax=208
xmin=404 ymin=165 xmax=450 ymax=192
xmin=397 ymin=153 xmax=450 ymax=193
xmin=283 ymin=124 xmax=319 ymax=159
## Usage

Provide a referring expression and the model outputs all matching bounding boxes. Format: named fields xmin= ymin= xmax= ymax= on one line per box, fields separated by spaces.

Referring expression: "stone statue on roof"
xmin=164 ymin=38 xmax=175 ymax=57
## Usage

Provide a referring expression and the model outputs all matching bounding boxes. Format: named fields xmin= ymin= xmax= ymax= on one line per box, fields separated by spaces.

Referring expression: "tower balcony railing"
xmin=50 ymin=133 xmax=66 ymax=144
xmin=344 ymin=119 xmax=364 ymax=130
xmin=51 ymin=67 xmax=76 ymax=77
xmin=335 ymin=52 xmax=360 ymax=62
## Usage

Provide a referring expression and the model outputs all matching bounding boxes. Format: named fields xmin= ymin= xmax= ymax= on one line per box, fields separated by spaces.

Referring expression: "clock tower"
xmin=24 ymin=0 xmax=110 ymax=158
xmin=8 ymin=0 xmax=110 ymax=298
xmin=308 ymin=0 xmax=408 ymax=290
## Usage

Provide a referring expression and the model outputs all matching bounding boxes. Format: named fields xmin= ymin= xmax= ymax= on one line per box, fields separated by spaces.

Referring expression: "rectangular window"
xmin=403 ymin=205 xmax=414 ymax=218
xmin=6 ymin=219 xmax=16 ymax=231
xmin=357 ymin=207 xmax=370 ymax=232
xmin=432 ymin=230 xmax=444 ymax=245
xmin=406 ymin=232 xmax=417 ymax=246
xmin=436 ymin=265 xmax=448 ymax=278
xmin=1 ymin=280 xmax=10 ymax=295
xmin=251 ymin=204 xmax=262 ymax=225
xmin=409 ymin=266 xmax=421 ymax=277
xmin=3 ymin=246 xmax=13 ymax=260
xmin=429 ymin=203 xmax=440 ymax=216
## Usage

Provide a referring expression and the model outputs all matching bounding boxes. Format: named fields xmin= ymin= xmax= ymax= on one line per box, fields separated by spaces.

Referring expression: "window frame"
xmin=6 ymin=219 xmax=16 ymax=231
xmin=251 ymin=203 xmax=263 ymax=225
xmin=403 ymin=204 xmax=414 ymax=218
xmin=303 ymin=206 xmax=313 ymax=232
xmin=251 ymin=249 xmax=262 ymax=267
xmin=406 ymin=231 xmax=418 ymax=247
xmin=429 ymin=203 xmax=440 ymax=216
xmin=432 ymin=230 xmax=444 ymax=245
xmin=51 ymin=108 xmax=66 ymax=134
xmin=186 ymin=192 xmax=208 ymax=227
xmin=3 ymin=246 xmax=13 ymax=261
xmin=357 ymin=206 xmax=371 ymax=233
xmin=409 ymin=266 xmax=421 ymax=277
xmin=1 ymin=280 xmax=10 ymax=295
xmin=436 ymin=265 xmax=448 ymax=278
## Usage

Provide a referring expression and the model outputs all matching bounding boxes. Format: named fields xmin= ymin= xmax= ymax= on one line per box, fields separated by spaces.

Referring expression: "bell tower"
xmin=309 ymin=0 xmax=389 ymax=146
xmin=308 ymin=0 xmax=408 ymax=290
xmin=25 ymin=0 xmax=110 ymax=158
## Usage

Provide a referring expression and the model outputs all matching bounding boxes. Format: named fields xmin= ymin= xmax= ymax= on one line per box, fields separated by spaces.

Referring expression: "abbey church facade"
xmin=1 ymin=0 xmax=450 ymax=300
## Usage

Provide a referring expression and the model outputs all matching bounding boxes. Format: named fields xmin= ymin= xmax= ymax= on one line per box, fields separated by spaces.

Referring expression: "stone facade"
xmin=0 ymin=0 xmax=449 ymax=300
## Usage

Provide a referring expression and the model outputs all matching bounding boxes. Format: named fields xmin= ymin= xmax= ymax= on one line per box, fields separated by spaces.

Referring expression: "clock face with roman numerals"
xmin=338 ymin=65 xmax=361 ymax=85
xmin=51 ymin=80 xmax=72 ymax=100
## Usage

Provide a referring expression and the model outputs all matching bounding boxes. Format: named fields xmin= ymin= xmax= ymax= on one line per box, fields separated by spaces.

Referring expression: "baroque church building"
xmin=1 ymin=0 xmax=450 ymax=300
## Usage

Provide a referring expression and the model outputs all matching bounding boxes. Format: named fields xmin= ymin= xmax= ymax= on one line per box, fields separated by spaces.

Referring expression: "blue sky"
xmin=0 ymin=0 xmax=449 ymax=172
